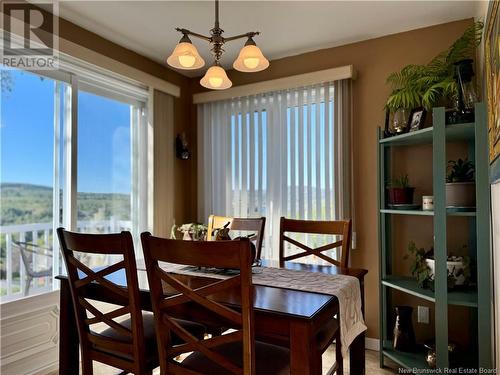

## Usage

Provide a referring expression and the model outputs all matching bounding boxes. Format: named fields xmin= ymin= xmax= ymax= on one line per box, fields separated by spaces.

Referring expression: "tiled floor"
xmin=49 ymin=346 xmax=399 ymax=374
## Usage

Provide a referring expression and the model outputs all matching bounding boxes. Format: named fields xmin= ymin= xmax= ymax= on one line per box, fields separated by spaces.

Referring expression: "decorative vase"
xmin=393 ymin=306 xmax=416 ymax=351
xmin=388 ymin=187 xmax=415 ymax=205
xmin=424 ymin=257 xmax=467 ymax=286
xmin=454 ymin=59 xmax=477 ymax=112
xmin=391 ymin=108 xmax=409 ymax=134
xmin=445 ymin=181 xmax=475 ymax=207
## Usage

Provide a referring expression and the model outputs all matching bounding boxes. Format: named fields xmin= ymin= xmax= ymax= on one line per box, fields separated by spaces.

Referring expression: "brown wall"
xmin=190 ymin=18 xmax=474 ymax=338
xmin=58 ymin=18 xmax=197 ymax=233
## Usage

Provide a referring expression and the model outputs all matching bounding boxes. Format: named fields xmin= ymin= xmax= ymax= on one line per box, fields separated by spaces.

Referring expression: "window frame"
xmin=1 ymin=53 xmax=151 ymax=302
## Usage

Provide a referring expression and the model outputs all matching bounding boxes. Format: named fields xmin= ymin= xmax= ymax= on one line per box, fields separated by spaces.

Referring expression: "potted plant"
xmin=385 ymin=22 xmax=483 ymax=114
xmin=446 ymin=158 xmax=475 ymax=207
xmin=404 ymin=241 xmax=432 ymax=288
xmin=425 ymin=254 xmax=471 ymax=287
xmin=387 ymin=174 xmax=415 ymax=205
xmin=405 ymin=242 xmax=472 ymax=290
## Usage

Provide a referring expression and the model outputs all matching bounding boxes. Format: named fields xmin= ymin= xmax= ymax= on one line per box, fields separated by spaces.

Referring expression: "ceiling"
xmin=59 ymin=1 xmax=480 ymax=77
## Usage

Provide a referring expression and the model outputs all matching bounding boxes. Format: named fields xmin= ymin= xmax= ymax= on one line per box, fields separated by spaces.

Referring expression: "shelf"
xmin=380 ymin=209 xmax=434 ymax=216
xmin=379 ymin=122 xmax=475 ymax=146
xmin=381 ymin=276 xmax=478 ymax=307
xmin=383 ymin=342 xmax=478 ymax=371
xmin=380 ymin=209 xmax=476 ymax=217
xmin=382 ymin=342 xmax=429 ymax=370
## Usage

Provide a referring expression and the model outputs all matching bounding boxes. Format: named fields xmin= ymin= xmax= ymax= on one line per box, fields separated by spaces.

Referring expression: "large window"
xmin=198 ymin=81 xmax=352 ymax=262
xmin=0 ymin=70 xmax=65 ymax=298
xmin=0 ymin=60 xmax=150 ymax=302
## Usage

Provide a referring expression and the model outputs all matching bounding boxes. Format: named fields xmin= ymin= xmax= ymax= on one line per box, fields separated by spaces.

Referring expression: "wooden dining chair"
xmin=57 ymin=228 xmax=205 ymax=375
xmin=207 ymin=215 xmax=266 ymax=261
xmin=279 ymin=217 xmax=352 ymax=268
xmin=278 ymin=217 xmax=351 ymax=375
xmin=141 ymin=234 xmax=290 ymax=375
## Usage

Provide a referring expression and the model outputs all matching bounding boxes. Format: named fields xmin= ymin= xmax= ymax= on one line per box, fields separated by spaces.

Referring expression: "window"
xmin=0 ymin=69 xmax=66 ymax=298
xmin=198 ymin=81 xmax=352 ymax=262
xmin=0 ymin=58 xmax=150 ymax=302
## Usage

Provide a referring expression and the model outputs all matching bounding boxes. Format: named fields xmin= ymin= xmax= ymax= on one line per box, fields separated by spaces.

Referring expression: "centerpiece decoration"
xmin=170 ymin=223 xmax=208 ymax=241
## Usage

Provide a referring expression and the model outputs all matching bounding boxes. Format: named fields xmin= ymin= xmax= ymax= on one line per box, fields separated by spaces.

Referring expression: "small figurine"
xmin=214 ymin=222 xmax=231 ymax=241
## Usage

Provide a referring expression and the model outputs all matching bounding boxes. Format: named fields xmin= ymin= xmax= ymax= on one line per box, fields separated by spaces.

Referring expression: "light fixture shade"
xmin=233 ymin=44 xmax=269 ymax=72
xmin=200 ymin=65 xmax=232 ymax=90
xmin=167 ymin=42 xmax=205 ymax=70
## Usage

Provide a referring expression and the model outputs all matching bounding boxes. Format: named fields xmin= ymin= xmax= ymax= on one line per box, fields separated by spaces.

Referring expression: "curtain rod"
xmin=193 ymin=65 xmax=355 ymax=104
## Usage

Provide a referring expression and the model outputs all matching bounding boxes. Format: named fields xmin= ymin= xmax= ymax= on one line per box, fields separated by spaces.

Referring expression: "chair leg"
xmin=335 ymin=335 xmax=343 ymax=375
xmin=24 ymin=276 xmax=32 ymax=296
xmin=81 ymin=358 xmax=93 ymax=375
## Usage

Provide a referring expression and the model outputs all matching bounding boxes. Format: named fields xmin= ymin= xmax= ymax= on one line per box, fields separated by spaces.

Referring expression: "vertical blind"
xmin=198 ymin=79 xmax=352 ymax=261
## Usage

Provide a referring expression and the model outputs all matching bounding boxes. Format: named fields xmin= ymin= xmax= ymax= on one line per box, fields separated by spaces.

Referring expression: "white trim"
xmin=0 ymin=291 xmax=59 ymax=375
xmin=365 ymin=337 xmax=380 ymax=351
xmin=147 ymin=88 xmax=155 ymax=233
xmin=59 ymin=37 xmax=180 ymax=98
xmin=193 ymin=65 xmax=355 ymax=104
xmin=1 ymin=28 xmax=180 ymax=97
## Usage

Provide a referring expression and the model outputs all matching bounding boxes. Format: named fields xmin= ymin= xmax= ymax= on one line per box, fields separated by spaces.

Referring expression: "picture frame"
xmin=485 ymin=0 xmax=499 ymax=164
xmin=408 ymin=107 xmax=426 ymax=132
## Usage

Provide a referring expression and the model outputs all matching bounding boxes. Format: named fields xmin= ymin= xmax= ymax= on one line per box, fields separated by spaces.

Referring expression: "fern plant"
xmin=385 ymin=21 xmax=483 ymax=112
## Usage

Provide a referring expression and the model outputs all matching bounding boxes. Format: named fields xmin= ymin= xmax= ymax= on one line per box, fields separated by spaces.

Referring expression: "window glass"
xmin=0 ymin=69 xmax=65 ymax=300
xmin=76 ymin=90 xmax=133 ymax=267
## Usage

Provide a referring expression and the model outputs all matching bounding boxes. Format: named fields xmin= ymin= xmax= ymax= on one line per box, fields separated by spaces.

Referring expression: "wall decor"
xmin=408 ymin=107 xmax=427 ymax=132
xmin=485 ymin=0 xmax=499 ymax=163
xmin=175 ymin=133 xmax=190 ymax=160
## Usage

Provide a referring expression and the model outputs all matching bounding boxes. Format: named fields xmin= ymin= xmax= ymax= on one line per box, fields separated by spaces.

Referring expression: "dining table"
xmin=57 ymin=259 xmax=368 ymax=375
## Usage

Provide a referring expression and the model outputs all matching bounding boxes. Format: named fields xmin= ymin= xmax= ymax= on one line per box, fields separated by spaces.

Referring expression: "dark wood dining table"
xmin=57 ymin=260 xmax=367 ymax=375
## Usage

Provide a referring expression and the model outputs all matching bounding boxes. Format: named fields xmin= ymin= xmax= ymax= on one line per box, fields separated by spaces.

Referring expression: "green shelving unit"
xmin=378 ymin=103 xmax=493 ymax=371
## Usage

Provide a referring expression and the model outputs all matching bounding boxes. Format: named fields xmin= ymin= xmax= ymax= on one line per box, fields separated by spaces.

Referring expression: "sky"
xmin=1 ymin=68 xmax=132 ymax=194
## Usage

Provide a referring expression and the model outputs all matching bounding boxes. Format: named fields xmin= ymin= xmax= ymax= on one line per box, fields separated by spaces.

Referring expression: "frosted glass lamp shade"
xmin=167 ymin=42 xmax=205 ymax=70
xmin=200 ymin=65 xmax=232 ymax=90
xmin=233 ymin=44 xmax=269 ymax=72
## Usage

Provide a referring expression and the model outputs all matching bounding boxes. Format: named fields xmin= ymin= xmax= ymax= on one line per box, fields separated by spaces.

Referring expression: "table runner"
xmin=158 ymin=262 xmax=367 ymax=357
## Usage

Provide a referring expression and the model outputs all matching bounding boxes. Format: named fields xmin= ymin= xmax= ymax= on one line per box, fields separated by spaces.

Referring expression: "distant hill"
xmin=0 ymin=183 xmax=130 ymax=226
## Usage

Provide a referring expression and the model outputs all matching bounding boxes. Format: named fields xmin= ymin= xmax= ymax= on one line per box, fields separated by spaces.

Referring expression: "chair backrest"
xmin=57 ymin=228 xmax=147 ymax=374
xmin=279 ymin=217 xmax=352 ymax=268
xmin=141 ymin=233 xmax=255 ymax=375
xmin=207 ymin=215 xmax=266 ymax=260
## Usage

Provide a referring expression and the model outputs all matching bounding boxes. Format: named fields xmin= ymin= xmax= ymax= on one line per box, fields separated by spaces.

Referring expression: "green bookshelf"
xmin=379 ymin=209 xmax=476 ymax=216
xmin=377 ymin=103 xmax=493 ymax=371
xmin=382 ymin=342 xmax=430 ymax=371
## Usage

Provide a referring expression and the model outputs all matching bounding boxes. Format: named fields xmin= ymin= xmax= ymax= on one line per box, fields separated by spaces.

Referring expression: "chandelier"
xmin=167 ymin=0 xmax=269 ymax=90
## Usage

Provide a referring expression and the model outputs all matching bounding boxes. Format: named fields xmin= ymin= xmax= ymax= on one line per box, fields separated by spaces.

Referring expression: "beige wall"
xmin=191 ymin=18 xmax=474 ymax=338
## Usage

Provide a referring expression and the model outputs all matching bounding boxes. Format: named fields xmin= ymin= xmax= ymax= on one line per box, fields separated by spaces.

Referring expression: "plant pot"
xmin=387 ymin=187 xmax=415 ymax=205
xmin=425 ymin=258 xmax=466 ymax=286
xmin=445 ymin=182 xmax=475 ymax=207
